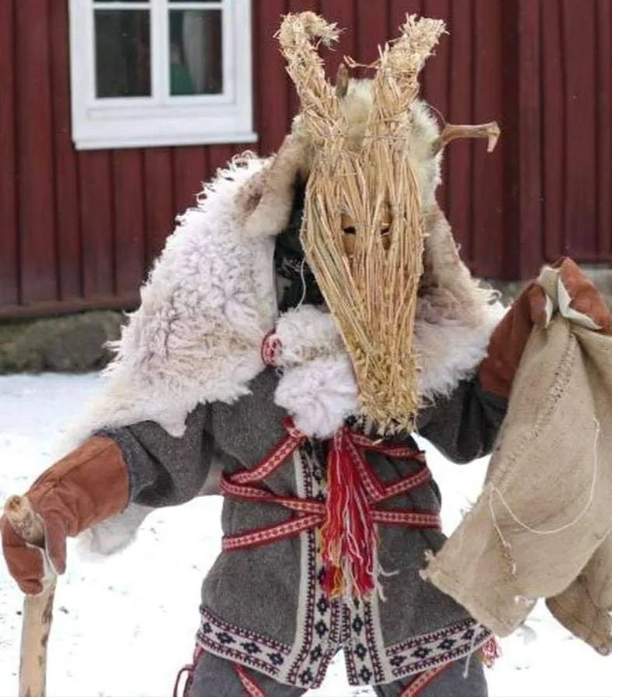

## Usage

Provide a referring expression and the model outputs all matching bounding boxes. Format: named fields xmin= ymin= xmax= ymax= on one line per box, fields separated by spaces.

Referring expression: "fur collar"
xmin=272 ymin=303 xmax=503 ymax=439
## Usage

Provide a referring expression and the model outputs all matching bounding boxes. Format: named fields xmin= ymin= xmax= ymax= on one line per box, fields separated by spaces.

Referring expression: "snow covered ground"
xmin=0 ymin=373 xmax=612 ymax=698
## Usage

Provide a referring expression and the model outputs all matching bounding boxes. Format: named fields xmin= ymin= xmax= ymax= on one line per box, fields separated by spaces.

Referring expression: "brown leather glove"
xmin=535 ymin=257 xmax=611 ymax=334
xmin=479 ymin=257 xmax=611 ymax=399
xmin=1 ymin=436 xmax=129 ymax=595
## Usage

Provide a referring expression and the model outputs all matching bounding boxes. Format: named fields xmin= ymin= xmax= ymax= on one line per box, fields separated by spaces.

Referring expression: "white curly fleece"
xmin=65 ymin=155 xmax=279 ymax=448
xmin=271 ymin=304 xmax=504 ymax=440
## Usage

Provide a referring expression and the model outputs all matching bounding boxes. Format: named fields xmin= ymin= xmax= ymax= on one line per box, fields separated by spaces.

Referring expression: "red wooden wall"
xmin=0 ymin=0 xmax=611 ymax=319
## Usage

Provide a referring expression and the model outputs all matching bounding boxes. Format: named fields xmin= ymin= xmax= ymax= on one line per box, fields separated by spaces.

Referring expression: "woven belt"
xmin=220 ymin=417 xmax=440 ymax=553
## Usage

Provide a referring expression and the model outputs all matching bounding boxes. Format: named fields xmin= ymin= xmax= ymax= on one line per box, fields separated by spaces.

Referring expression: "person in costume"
xmin=2 ymin=13 xmax=611 ymax=697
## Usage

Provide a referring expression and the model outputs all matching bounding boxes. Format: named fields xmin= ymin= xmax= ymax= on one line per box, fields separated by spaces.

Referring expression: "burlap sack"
xmin=421 ymin=296 xmax=611 ymax=654
xmin=546 ymin=532 xmax=611 ymax=654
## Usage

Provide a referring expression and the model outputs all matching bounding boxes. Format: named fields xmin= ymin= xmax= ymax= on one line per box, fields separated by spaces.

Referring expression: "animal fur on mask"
xmin=277 ymin=12 xmax=496 ymax=434
xmin=301 ymin=144 xmax=425 ymax=436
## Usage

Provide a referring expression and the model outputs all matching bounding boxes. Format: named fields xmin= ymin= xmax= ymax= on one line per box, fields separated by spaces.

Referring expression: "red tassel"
xmin=320 ymin=429 xmax=378 ymax=599
xmin=480 ymin=636 xmax=501 ymax=668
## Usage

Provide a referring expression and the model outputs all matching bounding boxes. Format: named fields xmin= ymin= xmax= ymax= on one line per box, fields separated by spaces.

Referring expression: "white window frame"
xmin=69 ymin=0 xmax=256 ymax=149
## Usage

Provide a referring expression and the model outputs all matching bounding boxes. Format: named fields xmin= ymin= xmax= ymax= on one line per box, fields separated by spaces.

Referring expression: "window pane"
xmin=95 ymin=10 xmax=151 ymax=98
xmin=169 ymin=10 xmax=223 ymax=96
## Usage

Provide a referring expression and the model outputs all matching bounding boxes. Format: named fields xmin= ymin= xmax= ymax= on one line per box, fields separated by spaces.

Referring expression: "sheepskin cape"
xmin=421 ymin=269 xmax=612 ymax=655
xmin=65 ymin=152 xmax=503 ymax=555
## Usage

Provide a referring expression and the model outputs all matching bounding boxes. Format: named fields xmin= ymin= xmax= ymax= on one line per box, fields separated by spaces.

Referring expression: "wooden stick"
xmin=4 ymin=495 xmax=56 ymax=697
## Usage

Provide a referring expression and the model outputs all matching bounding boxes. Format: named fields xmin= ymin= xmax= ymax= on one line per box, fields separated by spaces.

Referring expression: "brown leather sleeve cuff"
xmin=478 ymin=283 xmax=542 ymax=399
xmin=28 ymin=436 xmax=130 ymax=537
xmin=557 ymin=257 xmax=612 ymax=334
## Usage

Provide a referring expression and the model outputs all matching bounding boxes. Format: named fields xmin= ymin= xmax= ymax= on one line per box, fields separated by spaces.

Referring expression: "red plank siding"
xmin=144 ymin=148 xmax=176 ymax=265
xmin=208 ymin=144 xmax=234 ymax=173
xmin=503 ymin=0 xmax=544 ymax=280
xmin=0 ymin=0 xmax=18 ymax=306
xmin=254 ymin=0 xmax=289 ymax=155
xmin=470 ymin=0 xmax=504 ymax=277
xmin=172 ymin=147 xmax=207 ymax=214
xmin=230 ymin=143 xmax=256 ymax=158
xmin=112 ymin=150 xmax=146 ymax=295
xmin=596 ymin=0 xmax=611 ymax=259
xmin=356 ymin=0 xmax=388 ymax=75
xmin=0 ymin=0 xmax=610 ymax=319
xmin=445 ymin=0 xmax=474 ymax=263
xmin=540 ymin=0 xmax=566 ymax=263
xmin=50 ymin=0 xmax=82 ymax=300
xmin=78 ymin=151 xmax=115 ymax=297
xmin=562 ymin=0 xmax=597 ymax=260
xmin=15 ymin=0 xmax=58 ymax=303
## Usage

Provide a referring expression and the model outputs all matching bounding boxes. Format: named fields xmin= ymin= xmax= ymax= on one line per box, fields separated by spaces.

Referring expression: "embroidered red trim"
xmin=223 ymin=514 xmax=325 ymax=550
xmin=220 ymin=479 xmax=325 ymax=514
xmin=344 ymin=430 xmax=385 ymax=502
xmin=173 ymin=645 xmax=205 ymax=697
xmin=220 ymin=419 xmax=441 ymax=555
xmin=381 ymin=468 xmax=432 ymax=499
xmin=232 ymin=417 xmax=306 ymax=485
xmin=480 ymin=636 xmax=501 ymax=668
xmin=371 ymin=509 xmax=441 ymax=527
xmin=400 ymin=661 xmax=453 ymax=697
xmin=261 ymin=330 xmax=282 ymax=368
xmin=234 ymin=663 xmax=266 ymax=696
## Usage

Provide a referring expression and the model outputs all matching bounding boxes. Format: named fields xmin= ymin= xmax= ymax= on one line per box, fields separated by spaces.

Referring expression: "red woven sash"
xmin=219 ymin=419 xmax=440 ymax=599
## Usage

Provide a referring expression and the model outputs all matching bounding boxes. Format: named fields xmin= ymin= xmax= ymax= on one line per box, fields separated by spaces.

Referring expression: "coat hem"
xmin=195 ymin=604 xmax=491 ymax=690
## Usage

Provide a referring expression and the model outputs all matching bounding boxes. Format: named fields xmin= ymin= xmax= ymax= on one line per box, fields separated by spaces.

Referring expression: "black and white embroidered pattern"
xmin=385 ymin=619 xmax=492 ymax=678
xmin=342 ymin=598 xmax=387 ymax=686
xmin=197 ymin=606 xmax=291 ymax=678
xmin=285 ymin=443 xmax=341 ymax=689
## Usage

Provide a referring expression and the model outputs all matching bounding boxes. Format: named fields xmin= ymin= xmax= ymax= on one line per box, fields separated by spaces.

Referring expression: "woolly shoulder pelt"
xmin=66 ymin=153 xmax=282 ymax=450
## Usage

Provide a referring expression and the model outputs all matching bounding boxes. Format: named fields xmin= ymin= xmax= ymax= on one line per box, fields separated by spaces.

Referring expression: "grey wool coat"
xmin=100 ymin=367 xmax=506 ymax=689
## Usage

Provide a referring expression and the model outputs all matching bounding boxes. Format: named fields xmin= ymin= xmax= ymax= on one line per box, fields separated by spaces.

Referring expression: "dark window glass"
xmin=95 ymin=10 xmax=151 ymax=98
xmin=169 ymin=9 xmax=222 ymax=96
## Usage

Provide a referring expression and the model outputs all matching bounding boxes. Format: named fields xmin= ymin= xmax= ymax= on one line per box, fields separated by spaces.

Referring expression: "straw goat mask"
xmin=277 ymin=12 xmax=446 ymax=434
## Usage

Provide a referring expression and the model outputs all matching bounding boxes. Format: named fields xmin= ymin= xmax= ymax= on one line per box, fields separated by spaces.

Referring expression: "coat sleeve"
xmin=417 ymin=284 xmax=539 ymax=464
xmin=96 ymin=403 xmax=219 ymax=509
xmin=416 ymin=377 xmax=508 ymax=464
